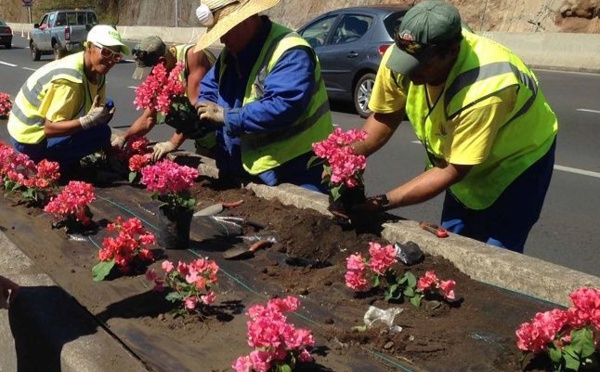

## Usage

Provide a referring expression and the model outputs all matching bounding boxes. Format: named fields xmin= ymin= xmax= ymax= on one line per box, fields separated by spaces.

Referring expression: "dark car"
xmin=298 ymin=6 xmax=409 ymax=117
xmin=0 ymin=19 xmax=13 ymax=49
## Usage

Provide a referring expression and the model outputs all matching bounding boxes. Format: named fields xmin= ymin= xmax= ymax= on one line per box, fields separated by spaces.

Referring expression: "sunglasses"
xmin=92 ymin=42 xmax=123 ymax=62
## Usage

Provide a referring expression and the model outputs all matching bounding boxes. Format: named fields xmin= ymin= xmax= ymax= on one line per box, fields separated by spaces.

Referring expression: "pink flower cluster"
xmin=233 ymin=296 xmax=315 ymax=372
xmin=140 ymin=158 xmax=198 ymax=196
xmin=0 ymin=92 xmax=11 ymax=117
xmin=416 ymin=270 xmax=456 ymax=301
xmin=516 ymin=287 xmax=600 ymax=353
xmin=345 ymin=242 xmax=397 ymax=292
xmin=133 ymin=62 xmax=185 ymax=114
xmin=98 ymin=216 xmax=155 ymax=273
xmin=0 ymin=144 xmax=60 ymax=204
xmin=147 ymin=258 xmax=219 ymax=312
xmin=129 ymin=153 xmax=152 ymax=173
xmin=43 ymin=181 xmax=96 ymax=225
xmin=312 ymin=127 xmax=368 ymax=188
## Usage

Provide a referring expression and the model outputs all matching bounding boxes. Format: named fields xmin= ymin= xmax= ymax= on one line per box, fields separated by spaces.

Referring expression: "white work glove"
xmin=196 ymin=101 xmax=225 ymax=125
xmin=152 ymin=140 xmax=178 ymax=161
xmin=111 ymin=134 xmax=126 ymax=149
xmin=80 ymin=96 xmax=114 ymax=130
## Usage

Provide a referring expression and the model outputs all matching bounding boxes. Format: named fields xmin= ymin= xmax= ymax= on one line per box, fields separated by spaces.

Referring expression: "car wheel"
xmin=30 ymin=42 xmax=41 ymax=61
xmin=53 ymin=43 xmax=66 ymax=60
xmin=5 ymin=43 xmax=11 ymax=49
xmin=353 ymin=72 xmax=375 ymax=118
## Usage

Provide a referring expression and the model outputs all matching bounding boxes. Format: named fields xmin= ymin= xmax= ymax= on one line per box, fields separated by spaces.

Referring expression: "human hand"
xmin=111 ymin=134 xmax=126 ymax=149
xmin=195 ymin=101 xmax=225 ymax=125
xmin=0 ymin=275 xmax=19 ymax=309
xmin=152 ymin=140 xmax=178 ymax=161
xmin=80 ymin=96 xmax=115 ymax=129
xmin=350 ymin=194 xmax=390 ymax=214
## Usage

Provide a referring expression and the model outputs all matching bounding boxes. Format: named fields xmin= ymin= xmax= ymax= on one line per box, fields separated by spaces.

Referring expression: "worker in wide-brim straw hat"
xmin=188 ymin=0 xmax=333 ymax=192
xmin=345 ymin=1 xmax=558 ymax=253
xmin=111 ymin=35 xmax=217 ymax=160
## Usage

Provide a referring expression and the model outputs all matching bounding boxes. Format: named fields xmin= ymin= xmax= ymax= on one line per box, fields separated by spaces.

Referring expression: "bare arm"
xmin=123 ymin=108 xmax=157 ymax=139
xmin=352 ymin=110 xmax=405 ymax=157
xmin=185 ymin=48 xmax=211 ymax=106
xmin=43 ymin=118 xmax=86 ymax=137
xmin=385 ymin=163 xmax=472 ymax=209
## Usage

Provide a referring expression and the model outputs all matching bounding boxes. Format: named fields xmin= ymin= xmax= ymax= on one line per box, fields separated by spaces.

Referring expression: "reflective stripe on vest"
xmin=220 ymin=23 xmax=332 ymax=175
xmin=404 ymin=31 xmax=557 ymax=209
xmin=8 ymin=52 xmax=102 ymax=144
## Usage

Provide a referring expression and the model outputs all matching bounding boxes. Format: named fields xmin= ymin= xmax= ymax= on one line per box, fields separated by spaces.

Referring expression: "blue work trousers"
xmin=440 ymin=138 xmax=556 ymax=253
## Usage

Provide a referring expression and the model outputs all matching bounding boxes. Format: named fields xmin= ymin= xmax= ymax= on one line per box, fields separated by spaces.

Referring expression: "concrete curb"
xmin=0 ymin=232 xmax=147 ymax=372
xmin=190 ymin=152 xmax=600 ymax=308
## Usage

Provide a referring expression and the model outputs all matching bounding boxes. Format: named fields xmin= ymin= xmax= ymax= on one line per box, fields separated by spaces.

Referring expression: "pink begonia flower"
xmin=568 ymin=287 xmax=600 ymax=329
xmin=516 ymin=309 xmax=568 ymax=352
xmin=161 ymin=260 xmax=174 ymax=274
xmin=232 ymin=356 xmax=252 ymax=372
xmin=417 ymin=270 xmax=439 ymax=291
xmin=346 ymin=253 xmax=366 ymax=271
xmin=367 ymin=242 xmax=397 ymax=275
xmin=249 ymin=350 xmax=272 ymax=372
xmin=345 ymin=270 xmax=369 ymax=292
xmin=184 ymin=296 xmax=198 ymax=311
xmin=298 ymin=349 xmax=313 ymax=363
xmin=439 ymin=280 xmax=456 ymax=300
xmin=201 ymin=291 xmax=216 ymax=305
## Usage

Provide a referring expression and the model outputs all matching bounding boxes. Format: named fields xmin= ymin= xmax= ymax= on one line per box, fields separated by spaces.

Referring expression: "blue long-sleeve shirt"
xmin=199 ymin=17 xmax=322 ymax=188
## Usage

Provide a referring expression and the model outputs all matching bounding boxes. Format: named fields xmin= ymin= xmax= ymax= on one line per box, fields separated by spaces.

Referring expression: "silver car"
xmin=298 ymin=6 xmax=409 ymax=117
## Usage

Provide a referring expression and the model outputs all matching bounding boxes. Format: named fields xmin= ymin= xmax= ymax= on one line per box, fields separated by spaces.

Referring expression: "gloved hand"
xmin=196 ymin=101 xmax=225 ymax=125
xmin=80 ymin=95 xmax=115 ymax=130
xmin=0 ymin=275 xmax=19 ymax=310
xmin=152 ymin=140 xmax=178 ymax=161
xmin=350 ymin=194 xmax=391 ymax=214
xmin=111 ymin=134 xmax=126 ymax=149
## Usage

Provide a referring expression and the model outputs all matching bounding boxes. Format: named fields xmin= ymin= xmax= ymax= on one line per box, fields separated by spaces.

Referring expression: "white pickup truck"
xmin=30 ymin=9 xmax=98 ymax=61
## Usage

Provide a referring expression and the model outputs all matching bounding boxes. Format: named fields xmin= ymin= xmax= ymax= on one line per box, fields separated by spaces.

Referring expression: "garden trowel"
xmin=222 ymin=240 xmax=273 ymax=260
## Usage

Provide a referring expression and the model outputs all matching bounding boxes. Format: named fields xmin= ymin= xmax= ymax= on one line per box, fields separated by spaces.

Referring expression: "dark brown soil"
xmin=0 ymin=170 xmax=561 ymax=372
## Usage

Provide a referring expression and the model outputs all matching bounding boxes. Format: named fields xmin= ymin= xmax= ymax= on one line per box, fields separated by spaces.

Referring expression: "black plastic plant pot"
xmin=156 ymin=206 xmax=193 ymax=250
xmin=329 ymin=185 xmax=367 ymax=213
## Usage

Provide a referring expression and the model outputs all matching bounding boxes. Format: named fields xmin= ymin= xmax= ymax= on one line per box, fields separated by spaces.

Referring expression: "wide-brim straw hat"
xmin=194 ymin=0 xmax=280 ymax=52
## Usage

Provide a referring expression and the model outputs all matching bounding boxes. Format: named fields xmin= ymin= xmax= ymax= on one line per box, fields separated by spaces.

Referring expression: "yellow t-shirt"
xmin=370 ymin=47 xmax=516 ymax=166
xmin=39 ymin=79 xmax=103 ymax=123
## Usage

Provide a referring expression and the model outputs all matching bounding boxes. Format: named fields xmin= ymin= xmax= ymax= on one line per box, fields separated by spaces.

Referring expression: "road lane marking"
xmin=576 ymin=109 xmax=600 ymax=114
xmin=21 ymin=67 xmax=36 ymax=71
xmin=0 ymin=61 xmax=17 ymax=67
xmin=127 ymin=86 xmax=137 ymax=89
xmin=554 ymin=165 xmax=600 ymax=178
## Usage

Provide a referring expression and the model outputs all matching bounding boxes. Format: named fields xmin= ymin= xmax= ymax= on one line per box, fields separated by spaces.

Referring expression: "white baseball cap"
xmin=87 ymin=25 xmax=130 ymax=55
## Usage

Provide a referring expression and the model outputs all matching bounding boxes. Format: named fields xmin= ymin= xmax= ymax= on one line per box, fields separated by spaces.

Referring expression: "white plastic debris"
xmin=363 ymin=305 xmax=403 ymax=334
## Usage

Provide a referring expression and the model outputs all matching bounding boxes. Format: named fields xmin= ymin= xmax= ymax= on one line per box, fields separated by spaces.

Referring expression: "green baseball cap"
xmin=386 ymin=1 xmax=462 ymax=75
xmin=131 ymin=36 xmax=168 ymax=79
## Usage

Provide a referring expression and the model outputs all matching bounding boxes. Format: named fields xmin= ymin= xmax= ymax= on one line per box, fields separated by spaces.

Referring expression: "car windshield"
xmin=383 ymin=11 xmax=405 ymax=39
xmin=0 ymin=20 xmax=7 ymax=26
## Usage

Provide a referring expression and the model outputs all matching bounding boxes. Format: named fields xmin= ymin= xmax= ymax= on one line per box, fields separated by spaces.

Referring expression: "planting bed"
xmin=0 ymin=159 xmax=563 ymax=371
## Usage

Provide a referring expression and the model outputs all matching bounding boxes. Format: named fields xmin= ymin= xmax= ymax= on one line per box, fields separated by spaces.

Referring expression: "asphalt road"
xmin=2 ymin=35 xmax=600 ymax=277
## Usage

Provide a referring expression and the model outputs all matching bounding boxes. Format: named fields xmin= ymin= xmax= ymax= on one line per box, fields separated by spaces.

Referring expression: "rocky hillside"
xmin=2 ymin=0 xmax=600 ymax=33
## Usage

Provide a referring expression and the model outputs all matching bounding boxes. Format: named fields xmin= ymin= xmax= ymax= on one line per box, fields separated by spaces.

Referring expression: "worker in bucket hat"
xmin=186 ymin=0 xmax=333 ymax=192
xmin=8 ymin=25 xmax=127 ymax=177
xmin=111 ymin=35 xmax=217 ymax=160
xmin=346 ymin=1 xmax=558 ymax=253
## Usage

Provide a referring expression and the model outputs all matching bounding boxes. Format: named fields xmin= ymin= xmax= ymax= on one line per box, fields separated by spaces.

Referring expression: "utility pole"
xmin=175 ymin=0 xmax=179 ymax=27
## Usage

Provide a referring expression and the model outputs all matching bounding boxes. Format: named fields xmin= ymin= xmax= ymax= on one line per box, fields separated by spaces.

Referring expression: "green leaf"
xmin=330 ymin=185 xmax=341 ymax=201
xmin=277 ymin=364 xmax=292 ymax=372
xmin=165 ymin=291 xmax=184 ymax=303
xmin=570 ymin=327 xmax=596 ymax=358
xmin=405 ymin=271 xmax=417 ymax=288
xmin=547 ymin=344 xmax=563 ymax=364
xmin=372 ymin=275 xmax=380 ymax=288
xmin=352 ymin=325 xmax=368 ymax=332
xmin=403 ymin=287 xmax=415 ymax=297
xmin=92 ymin=260 xmax=115 ymax=282
xmin=128 ymin=172 xmax=138 ymax=183
xmin=410 ymin=295 xmax=421 ymax=308
xmin=562 ymin=346 xmax=580 ymax=372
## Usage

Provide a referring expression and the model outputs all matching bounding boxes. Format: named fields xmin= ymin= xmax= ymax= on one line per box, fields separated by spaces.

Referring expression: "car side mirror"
xmin=34 ymin=23 xmax=39 ymax=28
xmin=322 ymin=23 xmax=329 ymax=29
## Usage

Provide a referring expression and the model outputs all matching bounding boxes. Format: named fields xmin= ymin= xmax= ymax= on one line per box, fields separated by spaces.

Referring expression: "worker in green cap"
xmin=112 ymin=36 xmax=216 ymax=160
xmin=348 ymin=1 xmax=558 ymax=253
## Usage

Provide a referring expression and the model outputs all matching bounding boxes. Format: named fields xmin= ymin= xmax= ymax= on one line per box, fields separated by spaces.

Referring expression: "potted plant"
xmin=140 ymin=158 xmax=199 ymax=249
xmin=310 ymin=127 xmax=368 ymax=214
